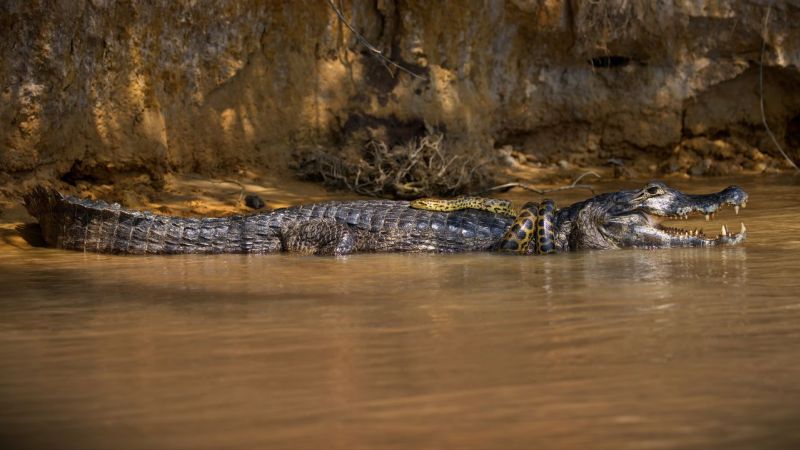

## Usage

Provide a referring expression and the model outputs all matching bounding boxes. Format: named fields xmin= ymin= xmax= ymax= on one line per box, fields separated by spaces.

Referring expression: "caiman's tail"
xmin=23 ymin=186 xmax=282 ymax=254
xmin=22 ymin=186 xmax=63 ymax=245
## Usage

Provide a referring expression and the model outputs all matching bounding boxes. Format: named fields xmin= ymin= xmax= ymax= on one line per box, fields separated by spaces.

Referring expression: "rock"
xmin=244 ymin=194 xmax=266 ymax=210
xmin=689 ymin=159 xmax=713 ymax=177
xmin=709 ymin=160 xmax=737 ymax=176
xmin=749 ymin=148 xmax=767 ymax=162
xmin=685 ymin=137 xmax=737 ymax=159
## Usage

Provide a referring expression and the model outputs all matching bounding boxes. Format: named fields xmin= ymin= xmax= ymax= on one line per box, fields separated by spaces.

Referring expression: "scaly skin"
xmin=498 ymin=202 xmax=539 ymax=254
xmin=23 ymin=181 xmax=749 ymax=255
xmin=23 ymin=187 xmax=510 ymax=255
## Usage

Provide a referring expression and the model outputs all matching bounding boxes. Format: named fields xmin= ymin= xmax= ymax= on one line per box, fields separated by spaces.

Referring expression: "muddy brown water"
xmin=1 ymin=178 xmax=800 ymax=449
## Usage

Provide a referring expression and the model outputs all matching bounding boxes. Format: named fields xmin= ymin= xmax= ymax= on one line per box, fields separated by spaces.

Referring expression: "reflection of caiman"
xmin=24 ymin=181 xmax=748 ymax=255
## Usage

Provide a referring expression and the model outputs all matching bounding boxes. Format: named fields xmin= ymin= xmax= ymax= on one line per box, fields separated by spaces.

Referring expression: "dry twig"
xmin=759 ymin=2 xmax=799 ymax=172
xmin=325 ymin=0 xmax=426 ymax=81
xmin=476 ymin=171 xmax=601 ymax=196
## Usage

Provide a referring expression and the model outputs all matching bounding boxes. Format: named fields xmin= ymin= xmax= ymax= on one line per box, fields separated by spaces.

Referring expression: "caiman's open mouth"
xmin=646 ymin=197 xmax=748 ymax=243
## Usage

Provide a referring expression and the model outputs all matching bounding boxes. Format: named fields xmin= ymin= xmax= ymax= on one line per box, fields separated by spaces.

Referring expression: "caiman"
xmin=22 ymin=181 xmax=748 ymax=256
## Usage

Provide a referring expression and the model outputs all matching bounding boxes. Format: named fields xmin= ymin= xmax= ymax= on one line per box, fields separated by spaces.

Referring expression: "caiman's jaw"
xmin=642 ymin=204 xmax=747 ymax=246
xmin=602 ymin=181 xmax=749 ymax=249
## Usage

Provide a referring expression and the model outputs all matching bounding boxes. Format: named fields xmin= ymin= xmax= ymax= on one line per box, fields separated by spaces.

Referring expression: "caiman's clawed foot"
xmin=281 ymin=219 xmax=360 ymax=256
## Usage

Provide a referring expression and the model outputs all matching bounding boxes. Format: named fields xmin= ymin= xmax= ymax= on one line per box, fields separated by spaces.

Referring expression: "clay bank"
xmin=2 ymin=0 xmax=800 ymax=205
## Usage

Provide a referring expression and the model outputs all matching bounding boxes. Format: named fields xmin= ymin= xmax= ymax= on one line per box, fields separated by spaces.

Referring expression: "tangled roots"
xmin=293 ymin=133 xmax=494 ymax=199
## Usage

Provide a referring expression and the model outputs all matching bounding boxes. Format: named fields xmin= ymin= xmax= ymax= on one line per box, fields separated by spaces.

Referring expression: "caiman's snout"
xmin=686 ymin=185 xmax=749 ymax=243
xmin=721 ymin=185 xmax=749 ymax=214
xmin=677 ymin=186 xmax=747 ymax=230
xmin=685 ymin=185 xmax=748 ymax=220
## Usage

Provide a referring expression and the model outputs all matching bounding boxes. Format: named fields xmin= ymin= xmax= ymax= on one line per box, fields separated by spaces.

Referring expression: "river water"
xmin=1 ymin=177 xmax=799 ymax=449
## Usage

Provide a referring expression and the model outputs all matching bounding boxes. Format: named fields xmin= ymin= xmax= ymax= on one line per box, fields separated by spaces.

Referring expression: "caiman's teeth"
xmin=705 ymin=214 xmax=711 ymax=221
xmin=721 ymin=225 xmax=728 ymax=236
xmin=742 ymin=202 xmax=747 ymax=208
xmin=740 ymin=222 xmax=746 ymax=233
xmin=734 ymin=205 xmax=740 ymax=215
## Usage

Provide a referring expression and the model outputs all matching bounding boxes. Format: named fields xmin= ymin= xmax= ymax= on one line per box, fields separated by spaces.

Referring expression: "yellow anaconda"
xmin=409 ymin=197 xmax=516 ymax=216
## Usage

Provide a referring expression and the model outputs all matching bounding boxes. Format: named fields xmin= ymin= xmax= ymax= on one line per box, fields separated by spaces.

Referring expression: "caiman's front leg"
xmin=280 ymin=219 xmax=360 ymax=256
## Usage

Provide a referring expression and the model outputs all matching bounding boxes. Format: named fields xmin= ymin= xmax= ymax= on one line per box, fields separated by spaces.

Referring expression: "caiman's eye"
xmin=646 ymin=186 xmax=662 ymax=195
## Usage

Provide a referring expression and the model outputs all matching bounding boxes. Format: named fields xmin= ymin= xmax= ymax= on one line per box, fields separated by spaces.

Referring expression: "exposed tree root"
xmin=476 ymin=171 xmax=601 ymax=196
xmin=759 ymin=2 xmax=799 ymax=173
xmin=293 ymin=132 xmax=493 ymax=199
